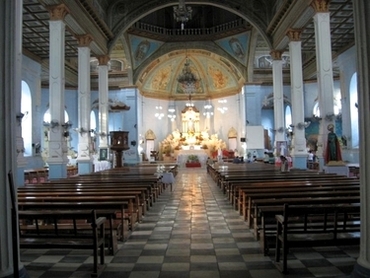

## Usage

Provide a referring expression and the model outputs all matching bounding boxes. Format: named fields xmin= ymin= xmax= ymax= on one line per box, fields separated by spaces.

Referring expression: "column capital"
xmin=76 ymin=34 xmax=94 ymax=47
xmin=47 ymin=4 xmax=70 ymax=21
xmin=286 ymin=29 xmax=302 ymax=41
xmin=97 ymin=55 xmax=110 ymax=66
xmin=270 ymin=50 xmax=284 ymax=60
xmin=311 ymin=0 xmax=330 ymax=13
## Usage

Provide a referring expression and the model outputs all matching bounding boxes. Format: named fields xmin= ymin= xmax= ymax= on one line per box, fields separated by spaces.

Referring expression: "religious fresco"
xmin=129 ymin=34 xmax=164 ymax=69
xmin=138 ymin=50 xmax=244 ymax=99
xmin=215 ymin=32 xmax=250 ymax=65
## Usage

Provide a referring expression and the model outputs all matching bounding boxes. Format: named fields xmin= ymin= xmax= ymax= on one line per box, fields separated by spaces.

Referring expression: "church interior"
xmin=2 ymin=0 xmax=370 ymax=277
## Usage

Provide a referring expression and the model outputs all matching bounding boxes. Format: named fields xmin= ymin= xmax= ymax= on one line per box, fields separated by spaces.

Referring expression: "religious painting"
xmin=99 ymin=148 xmax=108 ymax=161
xmin=129 ymin=34 xmax=164 ymax=69
xmin=215 ymin=32 xmax=250 ymax=65
xmin=276 ymin=141 xmax=288 ymax=157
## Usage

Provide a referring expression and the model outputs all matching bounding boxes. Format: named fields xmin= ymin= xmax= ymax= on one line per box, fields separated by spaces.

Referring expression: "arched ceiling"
xmin=22 ymin=0 xmax=355 ymax=99
xmin=136 ymin=49 xmax=244 ymax=100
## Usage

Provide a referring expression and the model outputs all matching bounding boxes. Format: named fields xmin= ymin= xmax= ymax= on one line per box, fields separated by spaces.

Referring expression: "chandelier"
xmin=173 ymin=0 xmax=192 ymax=30
xmin=177 ymin=57 xmax=199 ymax=95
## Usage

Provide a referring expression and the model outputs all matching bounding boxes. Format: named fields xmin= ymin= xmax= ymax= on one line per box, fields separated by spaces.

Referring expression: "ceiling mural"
xmin=137 ymin=49 xmax=244 ymax=100
xmin=215 ymin=32 xmax=250 ymax=65
xmin=129 ymin=34 xmax=164 ymax=69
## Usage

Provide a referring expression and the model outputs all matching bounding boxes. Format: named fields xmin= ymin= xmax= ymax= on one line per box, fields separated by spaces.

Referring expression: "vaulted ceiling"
xmin=22 ymin=0 xmax=354 ymax=100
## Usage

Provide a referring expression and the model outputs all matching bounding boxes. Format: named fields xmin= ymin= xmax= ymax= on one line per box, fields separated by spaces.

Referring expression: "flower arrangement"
xmin=160 ymin=129 xmax=227 ymax=155
xmin=187 ymin=154 xmax=199 ymax=163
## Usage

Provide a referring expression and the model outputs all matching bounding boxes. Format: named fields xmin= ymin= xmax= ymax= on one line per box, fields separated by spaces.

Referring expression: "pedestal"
xmin=113 ymin=151 xmax=123 ymax=168
xmin=110 ymin=131 xmax=129 ymax=168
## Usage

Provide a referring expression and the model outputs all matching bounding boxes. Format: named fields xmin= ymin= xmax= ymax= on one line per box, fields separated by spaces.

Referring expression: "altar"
xmin=176 ymin=149 xmax=208 ymax=167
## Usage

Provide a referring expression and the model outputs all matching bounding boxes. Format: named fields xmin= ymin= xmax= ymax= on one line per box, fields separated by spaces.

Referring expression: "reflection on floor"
xmin=21 ymin=167 xmax=358 ymax=278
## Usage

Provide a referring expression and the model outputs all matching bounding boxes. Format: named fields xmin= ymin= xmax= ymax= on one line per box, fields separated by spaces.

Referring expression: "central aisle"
xmin=101 ymin=167 xmax=276 ymax=278
xmin=98 ymin=167 xmax=357 ymax=278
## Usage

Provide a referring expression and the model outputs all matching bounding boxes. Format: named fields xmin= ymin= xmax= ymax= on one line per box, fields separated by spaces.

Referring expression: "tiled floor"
xmin=21 ymin=167 xmax=358 ymax=278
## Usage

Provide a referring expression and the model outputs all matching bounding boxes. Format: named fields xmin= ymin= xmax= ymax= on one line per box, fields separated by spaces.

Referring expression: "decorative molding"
xmin=76 ymin=34 xmax=94 ymax=47
xmin=286 ymin=29 xmax=302 ymax=41
xmin=97 ymin=55 xmax=110 ymax=65
xmin=311 ymin=0 xmax=330 ymax=13
xmin=270 ymin=50 xmax=283 ymax=60
xmin=47 ymin=4 xmax=70 ymax=21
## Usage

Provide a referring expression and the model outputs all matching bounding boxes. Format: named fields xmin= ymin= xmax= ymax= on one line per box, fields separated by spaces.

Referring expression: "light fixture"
xmin=296 ymin=121 xmax=311 ymax=129
xmin=177 ymin=54 xmax=199 ymax=95
xmin=203 ymin=99 xmax=214 ymax=118
xmin=173 ymin=0 xmax=192 ymax=30
xmin=217 ymin=99 xmax=228 ymax=114
xmin=168 ymin=102 xmax=176 ymax=122
xmin=155 ymin=105 xmax=164 ymax=120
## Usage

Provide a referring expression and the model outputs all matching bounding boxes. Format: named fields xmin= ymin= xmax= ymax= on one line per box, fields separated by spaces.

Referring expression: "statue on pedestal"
xmin=325 ymin=124 xmax=344 ymax=165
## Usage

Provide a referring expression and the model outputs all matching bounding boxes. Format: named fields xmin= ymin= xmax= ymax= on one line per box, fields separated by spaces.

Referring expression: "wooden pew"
xmin=251 ymin=195 xmax=360 ymax=241
xmin=233 ymin=176 xmax=357 ymax=210
xmin=239 ymin=180 xmax=360 ymax=223
xmin=18 ymin=200 xmax=130 ymax=241
xmin=19 ymin=209 xmax=105 ymax=277
xmin=275 ymin=203 xmax=360 ymax=273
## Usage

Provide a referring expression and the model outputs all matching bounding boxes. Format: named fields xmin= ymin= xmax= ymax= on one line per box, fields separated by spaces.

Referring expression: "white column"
xmin=312 ymin=1 xmax=335 ymax=168
xmin=98 ymin=55 xmax=110 ymax=154
xmin=47 ymin=4 xmax=69 ymax=179
xmin=0 ymin=0 xmax=28 ymax=276
xmin=76 ymin=35 xmax=94 ymax=174
xmin=271 ymin=50 xmax=286 ymax=151
xmin=287 ymin=29 xmax=307 ymax=168
xmin=352 ymin=1 xmax=370 ymax=276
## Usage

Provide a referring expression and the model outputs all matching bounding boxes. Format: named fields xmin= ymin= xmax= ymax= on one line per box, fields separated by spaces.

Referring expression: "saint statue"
xmin=325 ymin=124 xmax=343 ymax=163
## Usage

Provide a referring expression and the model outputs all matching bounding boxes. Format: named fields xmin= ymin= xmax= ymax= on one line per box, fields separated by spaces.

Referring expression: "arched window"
xmin=43 ymin=108 xmax=69 ymax=124
xmin=285 ymin=105 xmax=292 ymax=128
xmin=90 ymin=110 xmax=97 ymax=136
xmin=21 ymin=81 xmax=32 ymax=156
xmin=313 ymin=102 xmax=320 ymax=117
xmin=350 ymin=73 xmax=359 ymax=148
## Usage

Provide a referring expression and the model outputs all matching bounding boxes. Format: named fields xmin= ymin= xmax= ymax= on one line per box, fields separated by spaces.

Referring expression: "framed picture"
xmin=99 ymin=148 xmax=108 ymax=161
xmin=276 ymin=141 xmax=288 ymax=157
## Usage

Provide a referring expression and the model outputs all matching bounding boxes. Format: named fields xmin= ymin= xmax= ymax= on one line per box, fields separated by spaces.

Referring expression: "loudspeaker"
xmin=240 ymin=137 xmax=246 ymax=142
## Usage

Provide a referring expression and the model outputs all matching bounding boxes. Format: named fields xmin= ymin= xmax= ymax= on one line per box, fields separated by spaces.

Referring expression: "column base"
xmin=78 ymin=161 xmax=93 ymax=175
xmin=352 ymin=262 xmax=370 ymax=278
xmin=291 ymin=155 xmax=307 ymax=169
xmin=48 ymin=163 xmax=67 ymax=180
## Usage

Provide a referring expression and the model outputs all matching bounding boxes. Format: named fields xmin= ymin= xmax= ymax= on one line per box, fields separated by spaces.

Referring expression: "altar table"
xmin=176 ymin=149 xmax=208 ymax=167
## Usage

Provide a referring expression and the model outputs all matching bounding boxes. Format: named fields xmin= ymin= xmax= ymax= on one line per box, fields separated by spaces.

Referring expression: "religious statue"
xmin=325 ymin=124 xmax=343 ymax=164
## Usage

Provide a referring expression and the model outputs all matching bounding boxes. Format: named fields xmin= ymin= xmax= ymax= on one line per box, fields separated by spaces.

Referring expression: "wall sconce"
xmin=50 ymin=120 xmax=59 ymax=129
xmin=324 ymin=113 xmax=335 ymax=121
xmin=74 ymin=127 xmax=89 ymax=134
xmin=277 ymin=127 xmax=285 ymax=133
xmin=296 ymin=121 xmax=311 ymax=130
xmin=16 ymin=112 xmax=24 ymax=125
xmin=61 ymin=121 xmax=73 ymax=130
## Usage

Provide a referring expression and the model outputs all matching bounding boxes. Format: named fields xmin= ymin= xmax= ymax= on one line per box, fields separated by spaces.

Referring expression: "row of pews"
xmin=17 ymin=163 xmax=178 ymax=277
xmin=207 ymin=162 xmax=360 ymax=274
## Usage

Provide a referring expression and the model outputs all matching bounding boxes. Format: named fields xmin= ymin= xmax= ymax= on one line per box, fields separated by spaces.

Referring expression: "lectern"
xmin=110 ymin=131 xmax=129 ymax=168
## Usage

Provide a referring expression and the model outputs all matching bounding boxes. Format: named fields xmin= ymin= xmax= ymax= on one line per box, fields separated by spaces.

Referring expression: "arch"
xmin=349 ymin=73 xmax=359 ymax=148
xmin=106 ymin=0 xmax=273 ymax=53
xmin=285 ymin=105 xmax=292 ymax=128
xmin=21 ymin=81 xmax=32 ymax=156
xmin=43 ymin=108 xmax=69 ymax=124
